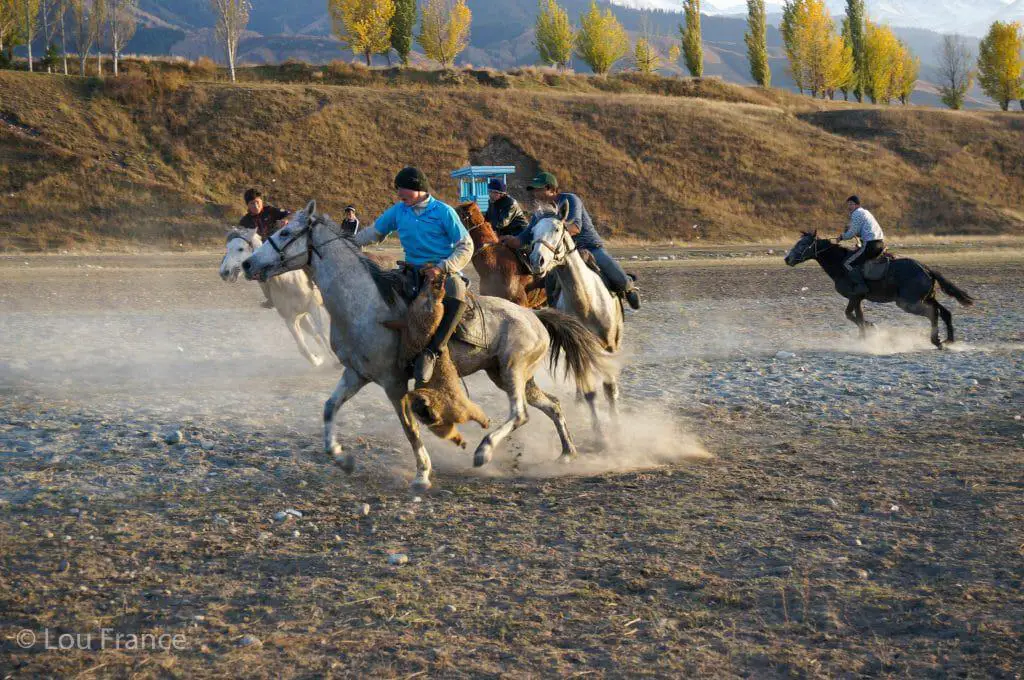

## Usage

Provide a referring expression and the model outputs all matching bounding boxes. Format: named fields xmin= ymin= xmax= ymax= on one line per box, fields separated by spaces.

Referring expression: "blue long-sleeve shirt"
xmin=516 ymin=193 xmax=605 ymax=251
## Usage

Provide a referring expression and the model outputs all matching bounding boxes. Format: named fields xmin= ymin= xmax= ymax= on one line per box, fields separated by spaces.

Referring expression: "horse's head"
xmin=784 ymin=231 xmax=820 ymax=267
xmin=243 ymin=200 xmax=318 ymax=282
xmin=529 ymin=201 xmax=572 ymax=276
xmin=457 ymin=201 xmax=497 ymax=247
xmin=220 ymin=228 xmax=262 ymax=282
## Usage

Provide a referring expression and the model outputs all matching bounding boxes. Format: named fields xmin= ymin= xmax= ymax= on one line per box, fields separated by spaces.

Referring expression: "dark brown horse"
xmin=785 ymin=231 xmax=975 ymax=349
xmin=456 ymin=202 xmax=547 ymax=309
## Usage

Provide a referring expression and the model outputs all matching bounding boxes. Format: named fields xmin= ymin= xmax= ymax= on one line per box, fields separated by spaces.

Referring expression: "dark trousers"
xmin=844 ymin=240 xmax=885 ymax=271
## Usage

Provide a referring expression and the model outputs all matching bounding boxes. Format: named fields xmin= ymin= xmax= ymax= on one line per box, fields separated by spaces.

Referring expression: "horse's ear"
xmin=305 ymin=200 xmax=317 ymax=222
xmin=557 ymin=200 xmax=570 ymax=222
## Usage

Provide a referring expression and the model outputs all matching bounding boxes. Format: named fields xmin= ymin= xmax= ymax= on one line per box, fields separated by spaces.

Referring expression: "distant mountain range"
xmin=21 ymin=0 xmax=996 ymax=108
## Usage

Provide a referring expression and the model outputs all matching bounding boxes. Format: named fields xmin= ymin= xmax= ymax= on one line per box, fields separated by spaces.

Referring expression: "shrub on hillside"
xmin=191 ymin=57 xmax=218 ymax=80
xmin=102 ymin=73 xmax=152 ymax=107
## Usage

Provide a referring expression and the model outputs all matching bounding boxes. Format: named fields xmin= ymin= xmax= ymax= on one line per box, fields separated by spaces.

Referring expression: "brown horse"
xmin=456 ymin=202 xmax=547 ymax=309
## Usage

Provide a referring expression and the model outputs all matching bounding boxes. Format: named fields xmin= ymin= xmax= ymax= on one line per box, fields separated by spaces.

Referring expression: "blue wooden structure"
xmin=450 ymin=165 xmax=516 ymax=212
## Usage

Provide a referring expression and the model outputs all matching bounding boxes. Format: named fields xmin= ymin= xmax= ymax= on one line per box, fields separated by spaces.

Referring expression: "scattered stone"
xmin=852 ymin=538 xmax=863 ymax=547
xmin=412 ymin=496 xmax=423 ymax=503
xmin=388 ymin=553 xmax=409 ymax=566
xmin=237 ymin=635 xmax=262 ymax=648
xmin=292 ymin=530 xmax=301 ymax=538
xmin=816 ymin=497 xmax=839 ymax=508
xmin=444 ymin=604 xmax=457 ymax=613
xmin=775 ymin=351 xmax=797 ymax=360
xmin=57 ymin=559 xmax=69 ymax=573
xmin=855 ymin=569 xmax=870 ymax=580
xmin=284 ymin=508 xmax=303 ymax=519
xmin=355 ymin=503 xmax=371 ymax=517
xmin=213 ymin=514 xmax=230 ymax=527
xmin=889 ymin=504 xmax=900 ymax=512
xmin=333 ymin=535 xmax=342 ymax=543
xmin=273 ymin=511 xmax=291 ymax=523
xmin=163 ymin=430 xmax=183 ymax=445
xmin=42 ymin=530 xmax=54 ymax=539
xmin=769 ymin=565 xmax=793 ymax=577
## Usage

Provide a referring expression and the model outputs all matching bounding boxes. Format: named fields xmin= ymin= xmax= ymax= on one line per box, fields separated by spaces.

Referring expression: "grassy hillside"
xmin=0 ymin=70 xmax=1022 ymax=251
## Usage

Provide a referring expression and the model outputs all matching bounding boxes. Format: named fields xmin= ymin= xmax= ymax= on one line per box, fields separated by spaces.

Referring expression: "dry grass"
xmin=1 ymin=70 xmax=1022 ymax=251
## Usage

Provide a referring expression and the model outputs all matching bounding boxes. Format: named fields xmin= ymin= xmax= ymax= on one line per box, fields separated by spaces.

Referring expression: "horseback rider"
xmin=501 ymin=171 xmax=640 ymax=310
xmin=838 ymin=195 xmax=886 ymax=296
xmin=354 ymin=167 xmax=474 ymax=385
xmin=340 ymin=205 xmax=360 ymax=235
xmin=484 ymin=178 xmax=529 ymax=236
xmin=239 ymin=188 xmax=292 ymax=309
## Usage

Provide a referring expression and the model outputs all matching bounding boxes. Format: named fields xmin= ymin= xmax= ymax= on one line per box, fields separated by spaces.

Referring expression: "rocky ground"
xmin=0 ymin=246 xmax=1021 ymax=678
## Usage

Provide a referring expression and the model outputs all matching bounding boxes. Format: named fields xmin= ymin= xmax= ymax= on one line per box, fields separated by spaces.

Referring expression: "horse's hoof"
xmin=474 ymin=442 xmax=493 ymax=468
xmin=557 ymin=453 xmax=576 ymax=465
xmin=411 ymin=477 xmax=432 ymax=493
xmin=332 ymin=453 xmax=355 ymax=474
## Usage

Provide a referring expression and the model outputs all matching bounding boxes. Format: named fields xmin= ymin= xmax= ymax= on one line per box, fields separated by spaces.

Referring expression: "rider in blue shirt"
xmin=355 ymin=167 xmax=474 ymax=384
xmin=502 ymin=172 xmax=640 ymax=310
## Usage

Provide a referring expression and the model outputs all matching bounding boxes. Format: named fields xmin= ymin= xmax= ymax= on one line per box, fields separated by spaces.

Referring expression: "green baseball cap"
xmin=527 ymin=171 xmax=558 ymax=191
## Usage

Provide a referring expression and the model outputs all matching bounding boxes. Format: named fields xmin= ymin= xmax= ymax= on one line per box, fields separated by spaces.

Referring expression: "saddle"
xmin=863 ymin=251 xmax=895 ymax=281
xmin=382 ymin=264 xmax=489 ymax=348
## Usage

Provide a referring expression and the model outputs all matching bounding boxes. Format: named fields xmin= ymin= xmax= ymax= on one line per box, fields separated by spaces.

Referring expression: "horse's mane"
xmin=314 ymin=212 xmax=400 ymax=308
xmin=225 ymin=226 xmax=257 ymax=245
xmin=532 ymin=205 xmax=559 ymax=221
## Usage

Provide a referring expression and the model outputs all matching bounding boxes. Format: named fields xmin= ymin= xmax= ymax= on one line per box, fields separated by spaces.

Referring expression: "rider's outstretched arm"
xmin=354 ymin=226 xmax=385 ymax=247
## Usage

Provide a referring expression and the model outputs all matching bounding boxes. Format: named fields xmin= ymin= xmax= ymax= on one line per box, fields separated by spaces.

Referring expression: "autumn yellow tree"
xmin=782 ymin=0 xmax=849 ymax=98
xmin=976 ymin=21 xmax=1024 ymax=111
xmin=824 ymin=31 xmax=854 ymax=98
xmin=417 ymin=0 xmax=471 ymax=69
xmin=535 ymin=0 xmax=574 ymax=70
xmin=634 ymin=36 xmax=659 ymax=74
xmin=574 ymin=0 xmax=628 ymax=76
xmin=329 ymin=0 xmax=394 ymax=66
xmin=894 ymin=45 xmax=919 ymax=104
xmin=863 ymin=19 xmax=902 ymax=103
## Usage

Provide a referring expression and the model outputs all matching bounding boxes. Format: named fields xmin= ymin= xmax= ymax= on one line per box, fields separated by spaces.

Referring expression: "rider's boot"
xmin=624 ymin=283 xmax=641 ymax=310
xmin=847 ymin=267 xmax=869 ymax=296
xmin=414 ymin=297 xmax=466 ymax=385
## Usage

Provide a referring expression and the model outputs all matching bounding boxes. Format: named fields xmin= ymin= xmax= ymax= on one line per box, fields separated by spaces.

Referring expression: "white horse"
xmin=528 ymin=204 xmax=623 ymax=431
xmin=220 ymin=227 xmax=333 ymax=367
xmin=242 ymin=202 xmax=613 ymax=491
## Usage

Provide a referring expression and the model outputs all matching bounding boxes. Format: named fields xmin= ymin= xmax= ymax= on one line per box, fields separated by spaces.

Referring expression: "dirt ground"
xmin=1 ymin=245 xmax=1021 ymax=678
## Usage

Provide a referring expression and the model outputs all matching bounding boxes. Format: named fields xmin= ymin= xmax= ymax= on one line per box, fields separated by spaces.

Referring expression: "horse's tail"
xmin=929 ymin=268 xmax=975 ymax=307
xmin=534 ymin=308 xmax=616 ymax=387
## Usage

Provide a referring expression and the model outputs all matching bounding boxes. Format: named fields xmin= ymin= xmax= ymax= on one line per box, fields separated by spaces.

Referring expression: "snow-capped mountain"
xmin=609 ymin=0 xmax=1022 ymax=37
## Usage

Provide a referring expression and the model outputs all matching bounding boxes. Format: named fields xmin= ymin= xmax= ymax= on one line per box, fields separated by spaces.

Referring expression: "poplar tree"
xmin=744 ymin=0 xmax=769 ymax=87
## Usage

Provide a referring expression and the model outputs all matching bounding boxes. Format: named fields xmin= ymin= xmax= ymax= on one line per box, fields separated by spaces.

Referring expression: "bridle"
xmin=265 ymin=214 xmax=348 ymax=269
xmin=790 ymin=235 xmax=835 ymax=263
xmin=533 ymin=218 xmax=577 ymax=273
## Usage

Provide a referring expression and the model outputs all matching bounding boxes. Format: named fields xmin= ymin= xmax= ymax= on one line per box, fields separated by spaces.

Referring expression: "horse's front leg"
xmin=288 ymin=314 xmax=323 ymax=367
xmin=844 ymin=299 xmax=865 ymax=338
xmin=603 ymin=378 xmax=620 ymax=422
xmin=307 ymin=305 xmax=335 ymax=359
xmin=387 ymin=387 xmax=432 ymax=491
xmin=324 ymin=368 xmax=368 ymax=472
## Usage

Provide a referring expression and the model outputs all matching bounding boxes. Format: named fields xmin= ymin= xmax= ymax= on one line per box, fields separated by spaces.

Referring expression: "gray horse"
xmin=242 ymin=202 xmax=612 ymax=490
xmin=529 ymin=205 xmax=623 ymax=432
xmin=220 ymin=228 xmax=333 ymax=367
xmin=785 ymin=231 xmax=975 ymax=348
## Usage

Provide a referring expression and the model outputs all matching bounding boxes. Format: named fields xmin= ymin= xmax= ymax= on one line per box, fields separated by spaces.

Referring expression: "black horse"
xmin=784 ymin=231 xmax=975 ymax=349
